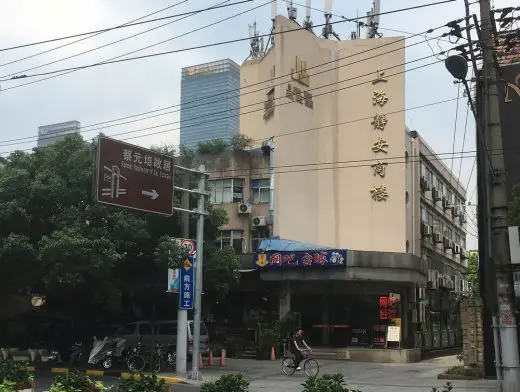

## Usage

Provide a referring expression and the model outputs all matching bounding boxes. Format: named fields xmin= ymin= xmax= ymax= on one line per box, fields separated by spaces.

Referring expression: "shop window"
xmin=215 ymin=230 xmax=244 ymax=254
xmin=209 ymin=178 xmax=244 ymax=204
xmin=251 ymin=179 xmax=270 ymax=203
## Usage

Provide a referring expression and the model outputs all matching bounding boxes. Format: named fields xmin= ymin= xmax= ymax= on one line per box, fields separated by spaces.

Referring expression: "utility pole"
xmin=175 ymin=170 xmax=191 ymax=374
xmin=190 ymin=165 xmax=207 ymax=380
xmin=479 ymin=0 xmax=520 ymax=390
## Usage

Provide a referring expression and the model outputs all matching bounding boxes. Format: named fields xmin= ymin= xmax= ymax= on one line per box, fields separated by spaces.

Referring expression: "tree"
xmin=0 ymin=134 xmax=238 ymax=333
xmin=230 ymin=134 xmax=254 ymax=152
xmin=509 ymin=183 xmax=520 ymax=225
xmin=467 ymin=251 xmax=480 ymax=296
xmin=196 ymin=139 xmax=228 ymax=155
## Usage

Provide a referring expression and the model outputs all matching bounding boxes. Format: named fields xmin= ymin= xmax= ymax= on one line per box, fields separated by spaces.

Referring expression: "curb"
xmin=26 ymin=366 xmax=187 ymax=384
xmin=437 ymin=372 xmax=482 ymax=381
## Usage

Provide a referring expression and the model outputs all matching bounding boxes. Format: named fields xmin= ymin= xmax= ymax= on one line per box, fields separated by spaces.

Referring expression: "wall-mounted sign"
xmin=505 ymin=72 xmax=520 ymax=103
xmin=254 ymin=249 xmax=346 ymax=269
xmin=187 ymin=66 xmax=217 ymax=76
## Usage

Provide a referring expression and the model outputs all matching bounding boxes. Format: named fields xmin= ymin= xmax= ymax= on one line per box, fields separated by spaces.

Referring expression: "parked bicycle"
xmin=282 ymin=348 xmax=319 ymax=377
xmin=126 ymin=338 xmax=146 ymax=372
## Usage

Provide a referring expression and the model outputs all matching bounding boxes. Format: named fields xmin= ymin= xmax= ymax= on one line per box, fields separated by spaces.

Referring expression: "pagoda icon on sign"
xmin=102 ymin=165 xmax=127 ymax=199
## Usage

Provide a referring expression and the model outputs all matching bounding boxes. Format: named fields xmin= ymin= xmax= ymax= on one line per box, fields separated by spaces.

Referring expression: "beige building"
xmin=198 ymin=16 xmax=469 ymax=359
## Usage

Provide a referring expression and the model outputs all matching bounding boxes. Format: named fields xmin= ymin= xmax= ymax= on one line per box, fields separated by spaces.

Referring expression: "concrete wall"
xmin=461 ymin=297 xmax=484 ymax=370
xmin=240 ymin=16 xmax=406 ymax=253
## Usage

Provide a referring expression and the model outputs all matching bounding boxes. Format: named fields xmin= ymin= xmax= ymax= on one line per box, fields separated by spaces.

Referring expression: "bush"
xmin=118 ymin=373 xmax=170 ymax=392
xmin=0 ymin=360 xmax=34 ymax=390
xmin=301 ymin=374 xmax=361 ymax=392
xmin=431 ymin=382 xmax=454 ymax=392
xmin=201 ymin=374 xmax=249 ymax=392
xmin=47 ymin=369 xmax=106 ymax=392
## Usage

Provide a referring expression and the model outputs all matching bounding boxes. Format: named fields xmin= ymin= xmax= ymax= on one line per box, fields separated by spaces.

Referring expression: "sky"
xmin=0 ymin=0 xmax=517 ymax=248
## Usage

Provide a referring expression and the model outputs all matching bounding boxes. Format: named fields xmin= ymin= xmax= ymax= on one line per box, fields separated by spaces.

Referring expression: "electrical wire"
xmin=0 ymin=32 xmax=457 ymax=147
xmin=0 ymin=0 xmax=271 ymax=91
xmin=457 ymin=76 xmax=473 ymax=181
xmin=0 ymin=0 xmax=191 ymax=67
xmin=1 ymin=56 xmax=445 ymax=150
xmin=0 ymin=3 xmax=466 ymax=89
xmin=449 ymin=83 xmax=462 ymax=185
xmin=0 ymin=0 xmax=249 ymax=78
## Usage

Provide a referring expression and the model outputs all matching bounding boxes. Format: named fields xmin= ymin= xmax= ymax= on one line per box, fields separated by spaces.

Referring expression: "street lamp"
xmin=444 ymin=54 xmax=477 ymax=119
xmin=30 ymin=293 xmax=46 ymax=308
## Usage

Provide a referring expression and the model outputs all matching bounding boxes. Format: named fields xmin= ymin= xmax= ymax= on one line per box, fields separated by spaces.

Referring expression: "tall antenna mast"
xmin=285 ymin=0 xmax=297 ymax=21
xmin=248 ymin=22 xmax=262 ymax=60
xmin=303 ymin=0 xmax=313 ymax=32
xmin=271 ymin=0 xmax=277 ymax=47
xmin=366 ymin=0 xmax=381 ymax=39
xmin=322 ymin=0 xmax=340 ymax=40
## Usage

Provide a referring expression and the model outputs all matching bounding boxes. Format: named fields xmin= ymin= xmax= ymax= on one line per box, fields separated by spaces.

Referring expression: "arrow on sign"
xmin=142 ymin=189 xmax=159 ymax=200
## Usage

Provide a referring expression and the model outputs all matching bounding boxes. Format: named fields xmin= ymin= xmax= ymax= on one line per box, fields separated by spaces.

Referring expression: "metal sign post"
xmin=171 ymin=165 xmax=208 ymax=379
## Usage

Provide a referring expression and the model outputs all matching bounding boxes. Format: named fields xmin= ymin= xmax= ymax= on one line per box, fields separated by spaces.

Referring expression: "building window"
xmin=251 ymin=227 xmax=269 ymax=252
xmin=209 ymin=178 xmax=244 ymax=204
xmin=215 ymin=230 xmax=244 ymax=254
xmin=251 ymin=179 xmax=270 ymax=203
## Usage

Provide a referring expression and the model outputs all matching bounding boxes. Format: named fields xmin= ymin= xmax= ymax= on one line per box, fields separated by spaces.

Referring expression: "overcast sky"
xmin=0 ymin=0 xmax=516 ymax=247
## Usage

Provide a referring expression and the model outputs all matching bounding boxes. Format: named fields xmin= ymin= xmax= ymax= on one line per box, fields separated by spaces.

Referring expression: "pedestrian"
xmin=290 ymin=329 xmax=311 ymax=371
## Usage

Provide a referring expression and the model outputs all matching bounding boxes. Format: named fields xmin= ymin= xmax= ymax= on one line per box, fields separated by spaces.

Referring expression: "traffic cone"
xmin=208 ymin=351 xmax=214 ymax=366
xmin=220 ymin=349 xmax=226 ymax=367
xmin=270 ymin=346 xmax=276 ymax=361
xmin=199 ymin=353 xmax=204 ymax=368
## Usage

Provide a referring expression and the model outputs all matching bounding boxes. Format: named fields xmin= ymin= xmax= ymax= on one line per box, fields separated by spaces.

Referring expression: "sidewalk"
xmin=161 ymin=356 xmax=498 ymax=392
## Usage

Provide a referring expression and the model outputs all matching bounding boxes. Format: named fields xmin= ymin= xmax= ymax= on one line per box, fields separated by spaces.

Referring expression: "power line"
xmin=0 ymin=0 xmax=249 ymax=78
xmin=0 ymin=35 xmax=447 ymax=147
xmin=0 ymin=0 xmax=270 ymax=91
xmin=2 ymin=58 xmax=445 ymax=151
xmin=0 ymin=3 xmax=464 ymax=87
xmin=449 ymin=82 xmax=462 ymax=185
xmin=0 ymin=0 xmax=191 ymax=67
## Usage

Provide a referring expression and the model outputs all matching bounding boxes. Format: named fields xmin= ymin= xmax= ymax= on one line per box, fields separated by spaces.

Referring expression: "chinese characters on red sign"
xmin=379 ymin=296 xmax=398 ymax=320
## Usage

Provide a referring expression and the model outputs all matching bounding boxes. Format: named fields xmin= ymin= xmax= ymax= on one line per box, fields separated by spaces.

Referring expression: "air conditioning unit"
xmin=419 ymin=303 xmax=426 ymax=322
xmin=432 ymin=187 xmax=441 ymax=201
xmin=252 ymin=216 xmax=267 ymax=227
xmin=443 ymin=237 xmax=451 ymax=249
xmin=434 ymin=232 xmax=443 ymax=243
xmin=452 ymin=207 xmax=460 ymax=217
xmin=418 ymin=287 xmax=426 ymax=300
xmin=237 ymin=202 xmax=251 ymax=214
xmin=442 ymin=197 xmax=450 ymax=210
xmin=420 ymin=176 xmax=431 ymax=192
xmin=454 ymin=244 xmax=461 ymax=254
xmin=462 ymin=280 xmax=469 ymax=292
xmin=430 ymin=270 xmax=439 ymax=289
xmin=411 ymin=309 xmax=418 ymax=323
xmin=454 ymin=276 xmax=461 ymax=292
xmin=461 ymin=249 xmax=467 ymax=259
xmin=421 ymin=224 xmax=433 ymax=237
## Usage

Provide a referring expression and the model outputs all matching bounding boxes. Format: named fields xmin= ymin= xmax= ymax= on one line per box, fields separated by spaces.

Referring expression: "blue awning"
xmin=257 ymin=238 xmax=334 ymax=252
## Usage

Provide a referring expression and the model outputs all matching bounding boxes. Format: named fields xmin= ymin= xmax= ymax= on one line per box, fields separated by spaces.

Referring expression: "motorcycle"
xmin=88 ymin=337 xmax=126 ymax=369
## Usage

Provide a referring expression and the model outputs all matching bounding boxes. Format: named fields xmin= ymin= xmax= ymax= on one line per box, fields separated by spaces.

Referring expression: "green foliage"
xmin=509 ymin=183 xmax=520 ymax=225
xmin=230 ymin=134 xmax=254 ymax=152
xmin=467 ymin=252 xmax=480 ymax=296
xmin=196 ymin=139 xmax=228 ymax=155
xmin=153 ymin=235 xmax=190 ymax=270
xmin=0 ymin=134 xmax=236 ymax=325
xmin=201 ymin=374 xmax=249 ymax=392
xmin=0 ymin=360 xmax=33 ymax=386
xmin=118 ymin=373 xmax=170 ymax=392
xmin=301 ymin=374 xmax=361 ymax=392
xmin=431 ymin=382 xmax=453 ymax=392
xmin=203 ymin=246 xmax=241 ymax=302
xmin=0 ymin=379 xmax=17 ymax=392
xmin=179 ymin=145 xmax=196 ymax=165
xmin=48 ymin=369 xmax=106 ymax=392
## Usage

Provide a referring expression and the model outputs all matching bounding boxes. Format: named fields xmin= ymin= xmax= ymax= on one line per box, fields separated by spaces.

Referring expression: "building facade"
xmin=179 ymin=59 xmax=240 ymax=150
xmin=37 ymin=121 xmax=81 ymax=148
xmin=199 ymin=16 xmax=469 ymax=358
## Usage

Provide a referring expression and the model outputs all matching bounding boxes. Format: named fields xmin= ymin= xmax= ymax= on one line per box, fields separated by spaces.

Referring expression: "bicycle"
xmin=281 ymin=348 xmax=319 ymax=377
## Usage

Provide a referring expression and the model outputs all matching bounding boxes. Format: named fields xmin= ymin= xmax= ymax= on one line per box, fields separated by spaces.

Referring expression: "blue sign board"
xmin=179 ymin=256 xmax=195 ymax=309
xmin=254 ymin=249 xmax=347 ymax=269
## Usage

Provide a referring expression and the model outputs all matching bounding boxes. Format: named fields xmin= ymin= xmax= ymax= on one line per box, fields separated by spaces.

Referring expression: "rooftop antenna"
xmin=270 ymin=0 xmax=277 ymax=47
xmin=366 ymin=0 xmax=382 ymax=39
xmin=247 ymin=21 xmax=262 ymax=60
xmin=322 ymin=0 xmax=340 ymax=40
xmin=350 ymin=10 xmax=362 ymax=40
xmin=303 ymin=0 xmax=313 ymax=32
xmin=286 ymin=0 xmax=297 ymax=21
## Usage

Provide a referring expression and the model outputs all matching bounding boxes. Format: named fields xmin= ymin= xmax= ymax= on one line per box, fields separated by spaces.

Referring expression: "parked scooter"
xmin=88 ymin=337 xmax=126 ymax=369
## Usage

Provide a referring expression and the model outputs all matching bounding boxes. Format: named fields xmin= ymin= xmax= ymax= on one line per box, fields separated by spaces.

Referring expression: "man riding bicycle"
xmin=290 ymin=329 xmax=311 ymax=371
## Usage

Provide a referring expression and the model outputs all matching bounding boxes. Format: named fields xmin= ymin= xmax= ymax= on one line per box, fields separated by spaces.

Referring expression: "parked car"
xmin=114 ymin=320 xmax=209 ymax=358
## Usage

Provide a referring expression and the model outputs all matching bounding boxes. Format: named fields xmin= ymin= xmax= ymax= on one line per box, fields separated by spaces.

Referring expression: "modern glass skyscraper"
xmin=37 ymin=120 xmax=81 ymax=147
xmin=179 ymin=59 xmax=240 ymax=150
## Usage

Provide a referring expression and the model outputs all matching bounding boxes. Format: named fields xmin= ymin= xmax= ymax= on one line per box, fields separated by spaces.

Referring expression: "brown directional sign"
xmin=95 ymin=136 xmax=174 ymax=216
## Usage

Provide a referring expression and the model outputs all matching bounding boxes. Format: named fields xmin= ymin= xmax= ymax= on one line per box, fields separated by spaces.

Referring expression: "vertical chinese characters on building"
xmin=369 ymin=69 xmax=390 ymax=201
